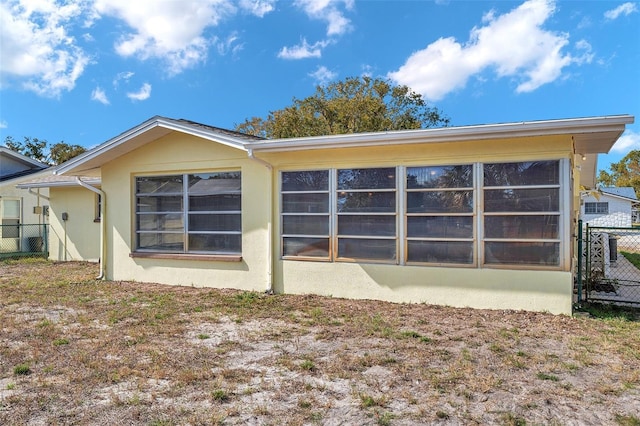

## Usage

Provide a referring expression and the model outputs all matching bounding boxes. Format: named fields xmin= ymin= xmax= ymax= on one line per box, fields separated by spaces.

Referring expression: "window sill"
xmin=130 ymin=252 xmax=242 ymax=262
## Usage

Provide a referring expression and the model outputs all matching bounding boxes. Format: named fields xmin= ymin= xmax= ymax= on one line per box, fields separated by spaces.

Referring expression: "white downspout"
xmin=247 ymin=149 xmax=274 ymax=294
xmin=75 ymin=177 xmax=106 ymax=280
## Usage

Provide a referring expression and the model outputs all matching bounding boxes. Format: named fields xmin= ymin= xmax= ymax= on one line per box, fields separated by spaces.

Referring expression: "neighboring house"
xmin=0 ymin=147 xmax=49 ymax=254
xmin=580 ymin=186 xmax=638 ymax=227
xmin=21 ymin=115 xmax=634 ymax=315
xmin=15 ymin=174 xmax=102 ymax=262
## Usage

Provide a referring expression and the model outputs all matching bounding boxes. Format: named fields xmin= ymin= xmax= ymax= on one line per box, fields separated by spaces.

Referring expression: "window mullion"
xmin=476 ymin=162 xmax=484 ymax=267
xmin=398 ymin=166 xmax=405 ymax=266
xmin=183 ymin=175 xmax=189 ymax=253
xmin=330 ymin=168 xmax=337 ymax=261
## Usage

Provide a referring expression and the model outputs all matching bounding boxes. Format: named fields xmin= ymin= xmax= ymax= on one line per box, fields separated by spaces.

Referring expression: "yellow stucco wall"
xmin=263 ymin=134 xmax=576 ymax=315
xmin=48 ymin=186 xmax=101 ymax=262
xmin=101 ymin=132 xmax=271 ymax=291
xmin=100 ymin=132 xmax=577 ymax=314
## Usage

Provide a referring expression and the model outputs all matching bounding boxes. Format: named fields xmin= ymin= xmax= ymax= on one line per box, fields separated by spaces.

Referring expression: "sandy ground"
xmin=1 ymin=260 xmax=639 ymax=425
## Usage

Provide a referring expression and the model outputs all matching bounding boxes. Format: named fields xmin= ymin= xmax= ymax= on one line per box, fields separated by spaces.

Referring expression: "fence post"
xmin=44 ymin=224 xmax=48 ymax=256
xmin=577 ymin=219 xmax=583 ymax=303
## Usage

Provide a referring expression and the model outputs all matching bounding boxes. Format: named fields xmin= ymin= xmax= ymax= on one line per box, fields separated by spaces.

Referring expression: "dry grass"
xmin=1 ymin=259 xmax=639 ymax=425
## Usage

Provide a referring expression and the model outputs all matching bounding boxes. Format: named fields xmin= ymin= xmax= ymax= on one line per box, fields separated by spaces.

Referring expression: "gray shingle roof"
xmin=601 ymin=186 xmax=638 ymax=200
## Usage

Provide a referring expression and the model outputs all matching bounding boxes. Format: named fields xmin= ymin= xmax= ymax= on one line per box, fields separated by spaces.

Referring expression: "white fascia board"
xmin=16 ymin=178 xmax=101 ymax=189
xmin=0 ymin=146 xmax=49 ymax=168
xmin=55 ymin=116 xmax=248 ymax=175
xmin=158 ymin=118 xmax=250 ymax=150
xmin=246 ymin=115 xmax=635 ymax=153
xmin=597 ymin=191 xmax=638 ymax=203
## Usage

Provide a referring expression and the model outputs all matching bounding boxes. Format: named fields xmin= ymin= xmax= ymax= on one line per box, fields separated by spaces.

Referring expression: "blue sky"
xmin=1 ymin=0 xmax=638 ymax=174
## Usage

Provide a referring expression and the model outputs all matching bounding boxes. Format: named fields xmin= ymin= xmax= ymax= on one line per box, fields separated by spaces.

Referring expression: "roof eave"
xmin=247 ymin=115 xmax=635 ymax=153
xmin=55 ymin=116 xmax=249 ymax=176
xmin=16 ymin=178 xmax=102 ymax=189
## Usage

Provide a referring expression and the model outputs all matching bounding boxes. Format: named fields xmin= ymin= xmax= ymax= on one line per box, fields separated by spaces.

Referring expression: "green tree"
xmin=3 ymin=136 xmax=86 ymax=165
xmin=235 ymin=76 xmax=449 ymax=138
xmin=597 ymin=150 xmax=640 ymax=198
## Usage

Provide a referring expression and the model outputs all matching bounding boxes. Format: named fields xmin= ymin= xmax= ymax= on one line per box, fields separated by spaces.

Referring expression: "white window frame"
xmin=0 ymin=198 xmax=22 ymax=240
xmin=584 ymin=202 xmax=608 ymax=215
xmin=134 ymin=171 xmax=241 ymax=255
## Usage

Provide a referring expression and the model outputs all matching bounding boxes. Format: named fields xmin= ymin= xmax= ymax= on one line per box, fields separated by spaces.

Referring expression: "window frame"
xmin=335 ymin=167 xmax=398 ymax=263
xmin=480 ymin=161 xmax=564 ymax=269
xmin=94 ymin=194 xmax=102 ymax=222
xmin=584 ymin=201 xmax=609 ymax=215
xmin=280 ymin=169 xmax=331 ymax=261
xmin=280 ymin=159 xmax=567 ymax=271
xmin=0 ymin=198 xmax=21 ymax=240
xmin=404 ymin=164 xmax=476 ymax=267
xmin=133 ymin=171 xmax=242 ymax=257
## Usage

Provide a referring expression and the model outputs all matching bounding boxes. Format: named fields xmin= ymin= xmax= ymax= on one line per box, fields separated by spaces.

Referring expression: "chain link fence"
xmin=0 ymin=224 xmax=48 ymax=259
xmin=583 ymin=225 xmax=640 ymax=306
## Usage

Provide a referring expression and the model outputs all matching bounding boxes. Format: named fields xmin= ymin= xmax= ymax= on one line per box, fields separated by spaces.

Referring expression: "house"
xmin=15 ymin=173 xmax=102 ymax=262
xmin=0 ymin=147 xmax=49 ymax=255
xmin=24 ymin=115 xmax=634 ymax=315
xmin=580 ymin=186 xmax=638 ymax=227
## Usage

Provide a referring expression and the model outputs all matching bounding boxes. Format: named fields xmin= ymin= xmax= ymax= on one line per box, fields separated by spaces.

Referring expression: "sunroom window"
xmin=135 ymin=172 xmax=241 ymax=254
xmin=406 ymin=165 xmax=474 ymax=264
xmin=482 ymin=161 xmax=560 ymax=266
xmin=337 ymin=168 xmax=397 ymax=262
xmin=281 ymin=160 xmax=564 ymax=269
xmin=281 ymin=170 xmax=330 ymax=258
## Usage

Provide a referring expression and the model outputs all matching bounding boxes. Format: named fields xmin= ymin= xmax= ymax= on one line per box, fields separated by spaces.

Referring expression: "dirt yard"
xmin=1 ymin=260 xmax=639 ymax=425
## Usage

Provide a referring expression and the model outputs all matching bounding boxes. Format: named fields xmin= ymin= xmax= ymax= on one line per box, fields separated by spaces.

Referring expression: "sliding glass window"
xmin=337 ymin=168 xmax=397 ymax=262
xmin=405 ymin=165 xmax=475 ymax=264
xmin=281 ymin=170 xmax=330 ymax=259
xmin=135 ymin=172 xmax=241 ymax=254
xmin=482 ymin=161 xmax=560 ymax=266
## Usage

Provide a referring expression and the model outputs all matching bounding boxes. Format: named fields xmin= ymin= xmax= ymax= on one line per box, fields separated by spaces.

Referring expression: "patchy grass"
xmin=1 ymin=259 xmax=639 ymax=425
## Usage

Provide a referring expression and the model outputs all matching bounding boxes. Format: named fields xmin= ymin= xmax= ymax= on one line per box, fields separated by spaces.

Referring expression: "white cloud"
xmin=309 ymin=65 xmax=337 ymax=85
xmin=611 ymin=130 xmax=640 ymax=153
xmin=294 ymin=0 xmax=354 ymax=36
xmin=361 ymin=64 xmax=374 ymax=77
xmin=388 ymin=0 xmax=590 ymax=101
xmin=91 ymin=86 xmax=110 ymax=105
xmin=215 ymin=32 xmax=243 ymax=56
xmin=92 ymin=0 xmax=236 ymax=75
xmin=113 ymin=71 xmax=134 ymax=88
xmin=126 ymin=83 xmax=151 ymax=101
xmin=604 ymin=2 xmax=638 ymax=20
xmin=278 ymin=39 xmax=330 ymax=60
xmin=0 ymin=120 xmax=7 ymax=129
xmin=239 ymin=0 xmax=276 ymax=18
xmin=0 ymin=0 xmax=90 ymax=97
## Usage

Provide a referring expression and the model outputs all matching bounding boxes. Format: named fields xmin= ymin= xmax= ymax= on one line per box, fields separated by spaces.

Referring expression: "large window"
xmin=406 ymin=165 xmax=474 ymax=264
xmin=135 ymin=172 xmax=241 ymax=254
xmin=281 ymin=170 xmax=330 ymax=259
xmin=281 ymin=160 xmax=564 ymax=268
xmin=280 ymin=168 xmax=397 ymax=262
xmin=337 ymin=168 xmax=397 ymax=261
xmin=482 ymin=161 xmax=560 ymax=266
